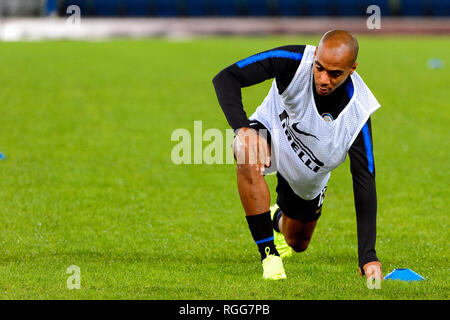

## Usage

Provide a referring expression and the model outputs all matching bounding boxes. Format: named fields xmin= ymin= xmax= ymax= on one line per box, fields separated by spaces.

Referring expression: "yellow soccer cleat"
xmin=262 ymin=247 xmax=287 ymax=280
xmin=270 ymin=204 xmax=293 ymax=259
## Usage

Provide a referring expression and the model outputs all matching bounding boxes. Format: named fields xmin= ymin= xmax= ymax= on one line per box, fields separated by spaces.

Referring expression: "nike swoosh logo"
xmin=292 ymin=123 xmax=319 ymax=140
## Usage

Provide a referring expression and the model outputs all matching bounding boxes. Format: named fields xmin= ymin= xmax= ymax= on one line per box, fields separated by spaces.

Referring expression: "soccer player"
xmin=212 ymin=30 xmax=383 ymax=281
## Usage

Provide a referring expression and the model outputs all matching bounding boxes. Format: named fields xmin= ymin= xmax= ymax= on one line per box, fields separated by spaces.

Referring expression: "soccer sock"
xmin=246 ymin=211 xmax=279 ymax=261
xmin=272 ymin=207 xmax=282 ymax=233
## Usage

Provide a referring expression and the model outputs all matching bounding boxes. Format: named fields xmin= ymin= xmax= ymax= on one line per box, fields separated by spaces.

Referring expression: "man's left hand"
xmin=359 ymin=261 xmax=383 ymax=280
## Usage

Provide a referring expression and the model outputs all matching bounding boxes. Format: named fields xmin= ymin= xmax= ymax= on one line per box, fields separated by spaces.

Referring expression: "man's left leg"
xmin=272 ymin=173 xmax=326 ymax=254
xmin=275 ymin=212 xmax=318 ymax=253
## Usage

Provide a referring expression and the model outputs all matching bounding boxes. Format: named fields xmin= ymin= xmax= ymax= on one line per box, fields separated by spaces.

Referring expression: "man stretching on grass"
xmin=213 ymin=30 xmax=383 ymax=281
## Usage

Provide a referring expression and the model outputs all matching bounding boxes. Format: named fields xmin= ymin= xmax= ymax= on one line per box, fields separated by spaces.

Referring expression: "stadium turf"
xmin=0 ymin=36 xmax=448 ymax=299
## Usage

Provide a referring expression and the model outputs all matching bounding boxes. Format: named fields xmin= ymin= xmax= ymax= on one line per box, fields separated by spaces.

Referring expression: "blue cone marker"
xmin=384 ymin=268 xmax=425 ymax=282
xmin=427 ymin=58 xmax=443 ymax=69
xmin=0 ymin=152 xmax=5 ymax=160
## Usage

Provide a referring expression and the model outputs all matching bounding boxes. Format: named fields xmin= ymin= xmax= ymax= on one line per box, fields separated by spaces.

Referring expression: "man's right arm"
xmin=212 ymin=45 xmax=305 ymax=130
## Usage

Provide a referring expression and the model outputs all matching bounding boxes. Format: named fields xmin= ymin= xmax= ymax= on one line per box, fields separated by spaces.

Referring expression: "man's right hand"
xmin=233 ymin=127 xmax=271 ymax=173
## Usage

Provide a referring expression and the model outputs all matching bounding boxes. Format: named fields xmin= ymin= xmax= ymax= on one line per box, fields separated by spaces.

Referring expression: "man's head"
xmin=313 ymin=30 xmax=359 ymax=96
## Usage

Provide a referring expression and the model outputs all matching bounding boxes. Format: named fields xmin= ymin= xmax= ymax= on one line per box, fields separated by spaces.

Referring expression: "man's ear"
xmin=349 ymin=61 xmax=358 ymax=75
xmin=314 ymin=47 xmax=317 ymax=59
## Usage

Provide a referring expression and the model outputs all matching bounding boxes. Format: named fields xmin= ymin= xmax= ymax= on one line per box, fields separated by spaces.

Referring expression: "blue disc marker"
xmin=427 ymin=58 xmax=443 ymax=69
xmin=384 ymin=268 xmax=425 ymax=282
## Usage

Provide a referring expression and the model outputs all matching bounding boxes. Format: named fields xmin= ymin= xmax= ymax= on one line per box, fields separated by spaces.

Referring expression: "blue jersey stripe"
xmin=362 ymin=122 xmax=375 ymax=173
xmin=346 ymin=79 xmax=354 ymax=99
xmin=236 ymin=50 xmax=303 ymax=68
xmin=255 ymin=236 xmax=274 ymax=244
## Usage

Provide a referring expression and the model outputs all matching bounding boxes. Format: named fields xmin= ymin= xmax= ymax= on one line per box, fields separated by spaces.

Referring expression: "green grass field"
xmin=0 ymin=36 xmax=448 ymax=299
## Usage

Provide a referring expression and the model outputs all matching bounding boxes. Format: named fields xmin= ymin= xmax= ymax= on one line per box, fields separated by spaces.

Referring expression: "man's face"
xmin=313 ymin=45 xmax=357 ymax=96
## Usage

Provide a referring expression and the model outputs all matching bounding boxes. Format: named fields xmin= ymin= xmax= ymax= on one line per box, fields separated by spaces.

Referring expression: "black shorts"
xmin=248 ymin=120 xmax=327 ymax=222
xmin=276 ymin=172 xmax=326 ymax=222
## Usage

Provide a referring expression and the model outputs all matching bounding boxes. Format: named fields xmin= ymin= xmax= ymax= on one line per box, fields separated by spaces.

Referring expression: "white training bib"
xmin=249 ymin=45 xmax=381 ymax=200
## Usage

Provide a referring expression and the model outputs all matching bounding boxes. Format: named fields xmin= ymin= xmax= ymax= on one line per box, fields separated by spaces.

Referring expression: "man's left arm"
xmin=348 ymin=118 xmax=382 ymax=279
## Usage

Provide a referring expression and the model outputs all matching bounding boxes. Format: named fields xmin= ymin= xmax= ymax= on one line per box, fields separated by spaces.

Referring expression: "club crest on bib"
xmin=321 ymin=113 xmax=334 ymax=122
